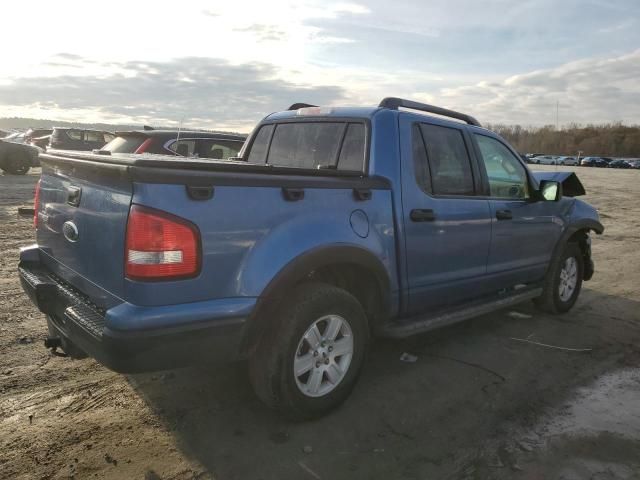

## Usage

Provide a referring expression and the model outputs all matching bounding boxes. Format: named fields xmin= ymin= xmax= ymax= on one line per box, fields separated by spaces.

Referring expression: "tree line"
xmin=488 ymin=123 xmax=640 ymax=158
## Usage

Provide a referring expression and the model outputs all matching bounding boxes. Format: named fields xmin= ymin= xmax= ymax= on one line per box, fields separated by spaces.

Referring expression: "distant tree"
xmin=487 ymin=123 xmax=640 ymax=157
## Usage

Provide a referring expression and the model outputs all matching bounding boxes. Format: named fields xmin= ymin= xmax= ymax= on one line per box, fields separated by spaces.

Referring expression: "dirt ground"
xmin=1 ymin=165 xmax=639 ymax=480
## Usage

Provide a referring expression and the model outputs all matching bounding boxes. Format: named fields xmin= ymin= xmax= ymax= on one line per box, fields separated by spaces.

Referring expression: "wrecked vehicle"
xmin=0 ymin=138 xmax=40 ymax=175
xmin=18 ymin=98 xmax=603 ymax=418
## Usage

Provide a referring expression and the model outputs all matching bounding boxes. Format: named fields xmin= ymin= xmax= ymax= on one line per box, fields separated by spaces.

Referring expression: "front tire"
xmin=534 ymin=242 xmax=583 ymax=314
xmin=249 ymin=282 xmax=368 ymax=419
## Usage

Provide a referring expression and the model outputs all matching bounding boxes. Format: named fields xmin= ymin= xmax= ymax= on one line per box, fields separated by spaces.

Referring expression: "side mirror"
xmin=539 ymin=180 xmax=561 ymax=201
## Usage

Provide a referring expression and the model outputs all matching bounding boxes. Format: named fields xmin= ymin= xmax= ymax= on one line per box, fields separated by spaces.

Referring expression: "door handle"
xmin=66 ymin=186 xmax=82 ymax=207
xmin=495 ymin=209 xmax=513 ymax=220
xmin=410 ymin=209 xmax=436 ymax=222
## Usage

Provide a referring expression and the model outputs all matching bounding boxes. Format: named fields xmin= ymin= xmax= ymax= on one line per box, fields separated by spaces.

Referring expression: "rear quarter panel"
xmin=128 ymin=182 xmax=399 ymax=308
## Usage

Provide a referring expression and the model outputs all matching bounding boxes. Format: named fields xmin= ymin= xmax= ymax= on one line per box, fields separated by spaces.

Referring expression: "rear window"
xmin=102 ymin=135 xmax=146 ymax=153
xmin=246 ymin=121 xmax=366 ymax=171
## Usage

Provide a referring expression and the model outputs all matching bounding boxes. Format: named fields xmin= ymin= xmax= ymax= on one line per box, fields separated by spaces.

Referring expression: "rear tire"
xmin=534 ymin=242 xmax=583 ymax=314
xmin=249 ymin=282 xmax=368 ymax=419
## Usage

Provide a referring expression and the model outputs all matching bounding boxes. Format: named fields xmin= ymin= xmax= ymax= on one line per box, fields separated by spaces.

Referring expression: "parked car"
xmin=24 ymin=128 xmax=52 ymax=145
xmin=0 ymin=139 xmax=39 ymax=174
xmin=0 ymin=129 xmax=10 ymax=138
xmin=557 ymin=156 xmax=579 ymax=166
xmin=3 ymin=132 xmax=25 ymax=143
xmin=48 ymin=128 xmax=115 ymax=151
xmin=31 ymin=135 xmax=51 ymax=150
xmin=629 ymin=159 xmax=640 ymax=169
xmin=100 ymin=129 xmax=247 ymax=159
xmin=533 ymin=155 xmax=558 ymax=165
xmin=581 ymin=156 xmax=608 ymax=167
xmin=609 ymin=159 xmax=632 ymax=169
xmin=19 ymin=98 xmax=603 ymax=418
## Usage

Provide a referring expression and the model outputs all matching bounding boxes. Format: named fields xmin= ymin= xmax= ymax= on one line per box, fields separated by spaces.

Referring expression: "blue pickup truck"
xmin=19 ymin=98 xmax=603 ymax=418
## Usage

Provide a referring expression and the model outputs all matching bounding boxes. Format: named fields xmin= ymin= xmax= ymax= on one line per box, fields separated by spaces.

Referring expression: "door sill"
xmin=378 ymin=286 xmax=542 ymax=339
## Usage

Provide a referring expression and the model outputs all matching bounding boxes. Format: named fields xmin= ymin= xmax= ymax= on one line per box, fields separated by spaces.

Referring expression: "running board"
xmin=378 ymin=288 xmax=543 ymax=339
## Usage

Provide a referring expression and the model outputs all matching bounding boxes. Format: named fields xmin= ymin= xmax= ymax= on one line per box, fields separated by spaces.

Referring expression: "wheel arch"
xmin=242 ymin=245 xmax=392 ymax=354
xmin=551 ymin=219 xmax=603 ymax=282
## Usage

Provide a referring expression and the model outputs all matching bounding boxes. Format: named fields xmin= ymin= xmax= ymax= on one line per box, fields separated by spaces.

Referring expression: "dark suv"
xmin=101 ymin=130 xmax=247 ymax=159
xmin=48 ymin=128 xmax=115 ymax=151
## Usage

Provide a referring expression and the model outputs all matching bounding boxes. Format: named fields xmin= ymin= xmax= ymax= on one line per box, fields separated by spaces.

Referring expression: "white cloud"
xmin=431 ymin=50 xmax=640 ymax=126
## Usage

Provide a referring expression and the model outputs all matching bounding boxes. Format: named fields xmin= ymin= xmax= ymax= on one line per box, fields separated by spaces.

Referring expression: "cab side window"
xmin=475 ymin=134 xmax=529 ymax=199
xmin=415 ymin=123 xmax=475 ymax=196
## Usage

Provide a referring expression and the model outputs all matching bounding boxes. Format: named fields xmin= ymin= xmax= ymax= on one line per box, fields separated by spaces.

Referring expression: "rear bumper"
xmin=19 ymin=257 xmax=255 ymax=373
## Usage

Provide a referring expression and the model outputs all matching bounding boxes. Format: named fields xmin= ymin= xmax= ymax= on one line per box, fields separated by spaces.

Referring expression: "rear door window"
xmin=196 ymin=140 xmax=244 ymax=159
xmin=66 ymin=130 xmax=83 ymax=141
xmin=169 ymin=139 xmax=196 ymax=156
xmin=418 ymin=123 xmax=475 ymax=196
xmin=85 ymin=131 xmax=104 ymax=143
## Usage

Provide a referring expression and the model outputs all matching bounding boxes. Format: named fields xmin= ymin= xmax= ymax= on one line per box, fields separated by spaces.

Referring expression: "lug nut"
xmin=313 ymin=351 xmax=318 ymax=357
xmin=315 ymin=361 xmax=320 ymax=368
xmin=324 ymin=359 xmax=330 ymax=365
xmin=328 ymin=346 xmax=333 ymax=352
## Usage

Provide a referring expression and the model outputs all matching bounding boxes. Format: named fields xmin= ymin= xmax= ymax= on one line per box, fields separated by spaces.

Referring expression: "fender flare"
xmin=242 ymin=245 xmax=392 ymax=352
xmin=549 ymin=219 xmax=604 ymax=279
xmin=260 ymin=244 xmax=391 ymax=309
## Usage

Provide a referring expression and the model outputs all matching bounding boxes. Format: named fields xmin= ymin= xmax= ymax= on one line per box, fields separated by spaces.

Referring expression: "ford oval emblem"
xmin=62 ymin=221 xmax=79 ymax=242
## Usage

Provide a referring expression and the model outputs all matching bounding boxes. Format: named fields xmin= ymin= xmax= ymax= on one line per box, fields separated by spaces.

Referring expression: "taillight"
xmin=134 ymin=138 xmax=153 ymax=154
xmin=33 ymin=180 xmax=41 ymax=228
xmin=125 ymin=205 xmax=200 ymax=280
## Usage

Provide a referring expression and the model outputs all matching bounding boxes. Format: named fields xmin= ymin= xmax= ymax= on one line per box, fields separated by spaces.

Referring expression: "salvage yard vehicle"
xmin=608 ymin=159 xmax=632 ymax=169
xmin=48 ymin=128 xmax=115 ymax=151
xmin=557 ymin=156 xmax=579 ymax=166
xmin=99 ymin=129 xmax=247 ymax=159
xmin=18 ymin=98 xmax=603 ymax=418
xmin=533 ymin=155 xmax=559 ymax=165
xmin=24 ymin=128 xmax=52 ymax=146
xmin=0 ymin=138 xmax=40 ymax=174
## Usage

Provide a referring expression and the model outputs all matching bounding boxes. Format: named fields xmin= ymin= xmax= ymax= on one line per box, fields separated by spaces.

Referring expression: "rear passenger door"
xmin=400 ymin=115 xmax=493 ymax=314
xmin=471 ymin=133 xmax=563 ymax=288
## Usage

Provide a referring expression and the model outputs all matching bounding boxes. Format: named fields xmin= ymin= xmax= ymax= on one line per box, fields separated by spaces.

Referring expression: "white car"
xmin=557 ymin=156 xmax=579 ymax=166
xmin=534 ymin=155 xmax=558 ymax=165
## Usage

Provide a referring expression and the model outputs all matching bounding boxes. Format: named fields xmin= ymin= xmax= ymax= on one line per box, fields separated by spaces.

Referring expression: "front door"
xmin=400 ymin=116 xmax=493 ymax=315
xmin=471 ymin=133 xmax=563 ymax=288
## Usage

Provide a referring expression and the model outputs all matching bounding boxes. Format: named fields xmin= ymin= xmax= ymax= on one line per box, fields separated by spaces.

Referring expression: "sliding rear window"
xmin=246 ymin=121 xmax=366 ymax=171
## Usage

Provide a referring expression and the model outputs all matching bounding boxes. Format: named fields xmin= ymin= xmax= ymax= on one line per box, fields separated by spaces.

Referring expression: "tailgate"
xmin=36 ymin=156 xmax=132 ymax=304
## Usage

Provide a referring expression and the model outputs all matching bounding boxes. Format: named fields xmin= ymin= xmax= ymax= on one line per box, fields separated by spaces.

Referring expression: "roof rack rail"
xmin=288 ymin=103 xmax=318 ymax=110
xmin=379 ymin=97 xmax=481 ymax=127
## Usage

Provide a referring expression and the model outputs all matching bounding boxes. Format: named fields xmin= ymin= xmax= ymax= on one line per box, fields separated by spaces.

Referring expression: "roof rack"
xmin=288 ymin=103 xmax=318 ymax=110
xmin=379 ymin=97 xmax=481 ymax=127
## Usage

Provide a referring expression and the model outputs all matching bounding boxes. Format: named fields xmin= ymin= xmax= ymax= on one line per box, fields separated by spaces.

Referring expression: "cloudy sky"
xmin=0 ymin=0 xmax=638 ymax=131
